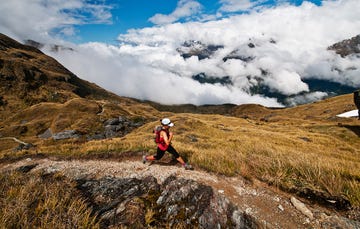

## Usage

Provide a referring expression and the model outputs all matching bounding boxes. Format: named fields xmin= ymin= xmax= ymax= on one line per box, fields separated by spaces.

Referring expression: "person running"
xmin=143 ymin=118 xmax=192 ymax=170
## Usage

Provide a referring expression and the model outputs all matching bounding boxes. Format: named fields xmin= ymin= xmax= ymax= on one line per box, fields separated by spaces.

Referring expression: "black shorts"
xmin=154 ymin=145 xmax=180 ymax=160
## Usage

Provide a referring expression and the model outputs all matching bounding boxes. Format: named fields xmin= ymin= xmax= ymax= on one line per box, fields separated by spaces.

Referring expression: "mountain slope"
xmin=0 ymin=33 xmax=359 ymax=226
xmin=0 ymin=33 xmax=129 ymax=108
xmin=328 ymin=34 xmax=360 ymax=57
xmin=0 ymin=33 xmax=159 ymax=151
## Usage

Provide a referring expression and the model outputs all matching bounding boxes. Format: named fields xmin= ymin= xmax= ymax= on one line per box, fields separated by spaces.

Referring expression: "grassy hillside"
xmin=6 ymin=93 xmax=358 ymax=210
xmin=0 ymin=33 xmax=160 ymax=151
xmin=0 ymin=33 xmax=359 ymax=214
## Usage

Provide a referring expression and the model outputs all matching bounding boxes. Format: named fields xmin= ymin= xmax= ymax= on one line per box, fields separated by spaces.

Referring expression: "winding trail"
xmin=0 ymin=137 xmax=30 ymax=145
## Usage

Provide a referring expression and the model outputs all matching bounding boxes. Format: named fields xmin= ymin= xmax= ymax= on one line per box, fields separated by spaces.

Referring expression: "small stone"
xmin=278 ymin=205 xmax=284 ymax=211
xmin=245 ymin=208 xmax=252 ymax=214
xmin=291 ymin=196 xmax=314 ymax=220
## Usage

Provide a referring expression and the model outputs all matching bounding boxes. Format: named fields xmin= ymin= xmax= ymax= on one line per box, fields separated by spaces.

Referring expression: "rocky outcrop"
xmin=36 ymin=116 xmax=145 ymax=141
xmin=328 ymin=34 xmax=360 ymax=57
xmin=53 ymin=130 xmax=80 ymax=140
xmin=192 ymin=73 xmax=233 ymax=86
xmin=222 ymin=49 xmax=254 ymax=62
xmin=3 ymin=159 xmax=360 ymax=229
xmin=177 ymin=40 xmax=224 ymax=60
xmin=88 ymin=116 xmax=145 ymax=140
xmin=76 ymin=175 xmax=258 ymax=228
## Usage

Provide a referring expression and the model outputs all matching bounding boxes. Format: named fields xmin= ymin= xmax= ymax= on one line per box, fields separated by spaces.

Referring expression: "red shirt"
xmin=157 ymin=130 xmax=169 ymax=151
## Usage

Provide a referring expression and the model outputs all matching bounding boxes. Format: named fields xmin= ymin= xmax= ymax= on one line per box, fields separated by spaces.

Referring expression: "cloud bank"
xmin=1 ymin=0 xmax=360 ymax=107
xmin=0 ymin=0 xmax=112 ymax=43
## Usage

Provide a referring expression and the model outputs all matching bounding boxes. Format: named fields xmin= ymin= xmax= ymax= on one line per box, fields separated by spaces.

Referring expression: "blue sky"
xmin=67 ymin=0 xmax=322 ymax=44
xmin=1 ymin=0 xmax=359 ymax=106
xmin=72 ymin=0 xmax=180 ymax=43
xmin=0 ymin=0 xmax=324 ymax=44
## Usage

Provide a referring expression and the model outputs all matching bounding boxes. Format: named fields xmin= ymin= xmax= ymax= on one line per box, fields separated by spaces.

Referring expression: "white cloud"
xmin=48 ymin=0 xmax=360 ymax=106
xmin=286 ymin=91 xmax=329 ymax=106
xmin=219 ymin=0 xmax=264 ymax=12
xmin=149 ymin=0 xmax=202 ymax=25
xmin=0 ymin=0 xmax=112 ymax=42
xmin=46 ymin=42 xmax=281 ymax=106
xmin=2 ymin=0 xmax=360 ymax=107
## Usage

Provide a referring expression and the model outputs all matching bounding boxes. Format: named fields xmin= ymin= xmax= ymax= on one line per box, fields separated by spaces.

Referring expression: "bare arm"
xmin=161 ymin=131 xmax=173 ymax=145
xmin=168 ymin=132 xmax=173 ymax=143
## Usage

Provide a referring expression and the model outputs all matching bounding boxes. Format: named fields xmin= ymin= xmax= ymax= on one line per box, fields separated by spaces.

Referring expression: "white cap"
xmin=161 ymin=118 xmax=174 ymax=127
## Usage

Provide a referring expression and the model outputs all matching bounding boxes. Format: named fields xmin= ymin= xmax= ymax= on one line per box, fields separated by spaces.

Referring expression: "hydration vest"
xmin=153 ymin=125 xmax=169 ymax=150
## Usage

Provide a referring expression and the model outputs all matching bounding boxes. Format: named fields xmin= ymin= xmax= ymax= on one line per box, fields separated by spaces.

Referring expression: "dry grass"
xmin=1 ymin=34 xmax=359 ymax=225
xmin=1 ymin=93 xmax=360 ymax=209
xmin=0 ymin=170 xmax=99 ymax=229
xmin=25 ymin=109 xmax=360 ymax=207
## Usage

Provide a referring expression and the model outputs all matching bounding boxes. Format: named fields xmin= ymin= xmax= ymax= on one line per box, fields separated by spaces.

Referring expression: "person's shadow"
xmin=148 ymin=155 xmax=179 ymax=166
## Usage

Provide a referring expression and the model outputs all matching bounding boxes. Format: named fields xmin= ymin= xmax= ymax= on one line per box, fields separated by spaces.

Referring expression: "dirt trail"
xmin=1 ymin=156 xmax=358 ymax=228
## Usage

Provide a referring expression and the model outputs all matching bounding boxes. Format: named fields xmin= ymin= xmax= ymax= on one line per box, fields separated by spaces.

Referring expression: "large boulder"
xmin=76 ymin=175 xmax=258 ymax=228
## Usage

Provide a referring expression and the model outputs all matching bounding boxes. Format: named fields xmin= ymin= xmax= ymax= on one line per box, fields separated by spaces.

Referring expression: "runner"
xmin=143 ymin=118 xmax=192 ymax=170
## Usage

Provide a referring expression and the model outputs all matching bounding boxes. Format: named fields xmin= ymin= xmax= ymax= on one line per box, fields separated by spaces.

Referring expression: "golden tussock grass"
xmin=39 ymin=111 xmax=359 ymax=207
xmin=2 ymin=94 xmax=360 ymax=208
xmin=0 ymin=170 xmax=99 ymax=229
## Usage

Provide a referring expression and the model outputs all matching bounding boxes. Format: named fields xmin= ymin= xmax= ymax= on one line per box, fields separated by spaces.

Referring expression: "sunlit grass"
xmin=0 ymin=171 xmax=99 ymax=228
xmin=1 ymin=98 xmax=360 ymax=208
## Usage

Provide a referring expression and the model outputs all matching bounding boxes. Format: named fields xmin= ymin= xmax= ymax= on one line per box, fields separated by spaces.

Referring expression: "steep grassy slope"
xmin=0 ymin=33 xmax=160 ymax=151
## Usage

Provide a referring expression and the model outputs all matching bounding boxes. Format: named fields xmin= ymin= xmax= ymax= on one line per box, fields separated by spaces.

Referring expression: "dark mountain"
xmin=143 ymin=100 xmax=237 ymax=115
xmin=328 ymin=34 xmax=360 ymax=57
xmin=192 ymin=73 xmax=232 ymax=86
xmin=222 ymin=49 xmax=254 ymax=62
xmin=176 ymin=40 xmax=224 ymax=60
xmin=176 ymin=37 xmax=359 ymax=106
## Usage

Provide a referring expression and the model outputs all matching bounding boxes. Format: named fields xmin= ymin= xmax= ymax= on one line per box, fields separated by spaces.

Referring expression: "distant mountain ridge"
xmin=176 ymin=36 xmax=360 ymax=106
xmin=328 ymin=34 xmax=360 ymax=57
xmin=20 ymin=35 xmax=360 ymax=107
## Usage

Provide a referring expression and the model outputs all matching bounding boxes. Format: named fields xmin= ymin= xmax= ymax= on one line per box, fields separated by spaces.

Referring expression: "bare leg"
xmin=176 ymin=156 xmax=186 ymax=165
xmin=145 ymin=155 xmax=156 ymax=161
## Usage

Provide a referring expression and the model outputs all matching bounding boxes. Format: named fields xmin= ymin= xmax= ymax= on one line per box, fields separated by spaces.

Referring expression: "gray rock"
xmin=76 ymin=176 xmax=159 ymax=228
xmin=86 ymin=132 xmax=105 ymax=141
xmin=291 ymin=196 xmax=314 ymax=220
xmin=53 ymin=130 xmax=80 ymax=140
xmin=96 ymin=116 xmax=145 ymax=139
xmin=187 ymin=134 xmax=198 ymax=142
xmin=76 ymin=175 xmax=259 ymax=228
xmin=13 ymin=143 xmax=35 ymax=152
xmin=104 ymin=118 xmax=120 ymax=126
xmin=38 ymin=128 xmax=52 ymax=139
